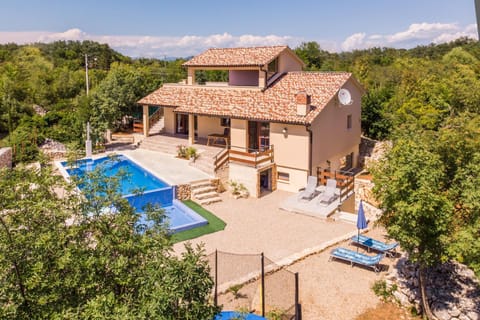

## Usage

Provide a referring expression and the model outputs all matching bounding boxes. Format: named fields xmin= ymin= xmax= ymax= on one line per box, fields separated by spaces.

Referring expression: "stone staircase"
xmin=149 ymin=116 xmax=164 ymax=135
xmin=190 ymin=151 xmax=216 ymax=175
xmin=190 ymin=179 xmax=222 ymax=205
xmin=138 ymin=134 xmax=180 ymax=155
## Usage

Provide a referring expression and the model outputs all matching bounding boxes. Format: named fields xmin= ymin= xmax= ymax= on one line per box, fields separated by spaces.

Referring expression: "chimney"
xmin=296 ymin=91 xmax=311 ymax=116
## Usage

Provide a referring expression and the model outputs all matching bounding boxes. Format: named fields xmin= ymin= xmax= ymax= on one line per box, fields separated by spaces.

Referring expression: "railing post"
xmin=214 ymin=250 xmax=218 ymax=306
xmin=261 ymin=252 xmax=265 ymax=317
xmin=295 ymin=272 xmax=301 ymax=320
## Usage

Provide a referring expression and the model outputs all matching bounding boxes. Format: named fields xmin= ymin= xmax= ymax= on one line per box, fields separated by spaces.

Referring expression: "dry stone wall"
xmin=0 ymin=147 xmax=12 ymax=169
xmin=175 ymin=184 xmax=191 ymax=200
xmin=39 ymin=139 xmax=68 ymax=160
xmin=385 ymin=258 xmax=480 ymax=320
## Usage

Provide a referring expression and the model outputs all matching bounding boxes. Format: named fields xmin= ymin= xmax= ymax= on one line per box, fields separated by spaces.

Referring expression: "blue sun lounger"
xmin=329 ymin=247 xmax=384 ymax=272
xmin=351 ymin=235 xmax=398 ymax=257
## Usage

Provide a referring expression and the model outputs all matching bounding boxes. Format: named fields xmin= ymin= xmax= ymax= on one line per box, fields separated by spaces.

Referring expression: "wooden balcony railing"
xmin=214 ymin=145 xmax=274 ymax=172
xmin=316 ymin=167 xmax=355 ymax=202
xmin=133 ymin=107 xmax=162 ymax=134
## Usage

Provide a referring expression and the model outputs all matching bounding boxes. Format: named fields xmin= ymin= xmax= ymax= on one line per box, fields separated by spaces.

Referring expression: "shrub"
xmin=228 ymin=180 xmax=249 ymax=198
xmin=176 ymin=144 xmax=188 ymax=159
xmin=186 ymin=146 xmax=198 ymax=162
xmin=372 ymin=279 xmax=397 ymax=302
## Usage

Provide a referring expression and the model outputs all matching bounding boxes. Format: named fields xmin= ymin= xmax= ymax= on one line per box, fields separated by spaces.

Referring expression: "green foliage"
xmin=0 ymin=165 xmax=219 ymax=319
xmin=176 ymin=144 xmax=189 ymax=158
xmin=372 ymin=132 xmax=452 ymax=267
xmin=229 ymin=180 xmax=249 ymax=198
xmin=227 ymin=284 xmax=244 ymax=299
xmin=372 ymin=280 xmax=397 ymax=302
xmin=373 ymin=112 xmax=480 ymax=276
xmin=266 ymin=308 xmax=287 ymax=320
xmin=187 ymin=146 xmax=199 ymax=161
xmin=0 ymin=41 xmax=185 ymax=164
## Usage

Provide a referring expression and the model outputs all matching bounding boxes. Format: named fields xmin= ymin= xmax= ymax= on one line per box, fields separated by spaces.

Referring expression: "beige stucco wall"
xmin=229 ymin=163 xmax=259 ymax=198
xmin=275 ymin=166 xmax=309 ymax=193
xmin=196 ymin=116 xmax=225 ymax=138
xmin=163 ymin=107 xmax=175 ymax=134
xmin=310 ymin=78 xmax=362 ymax=172
xmin=277 ymin=51 xmax=303 ymax=72
xmin=269 ymin=123 xmax=310 ymax=192
xmin=230 ymin=119 xmax=247 ymax=150
xmin=270 ymin=123 xmax=309 ymax=170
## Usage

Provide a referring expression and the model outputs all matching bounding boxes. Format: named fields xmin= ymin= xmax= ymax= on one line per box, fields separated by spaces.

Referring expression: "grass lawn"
xmin=172 ymin=200 xmax=226 ymax=243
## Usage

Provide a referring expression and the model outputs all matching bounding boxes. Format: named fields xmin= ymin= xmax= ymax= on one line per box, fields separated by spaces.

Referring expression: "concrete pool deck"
xmin=120 ymin=149 xmax=212 ymax=185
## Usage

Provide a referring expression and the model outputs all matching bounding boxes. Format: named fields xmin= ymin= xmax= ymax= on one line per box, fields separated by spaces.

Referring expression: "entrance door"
xmin=176 ymin=114 xmax=189 ymax=134
xmin=259 ymin=168 xmax=272 ymax=194
xmin=248 ymin=121 xmax=270 ymax=152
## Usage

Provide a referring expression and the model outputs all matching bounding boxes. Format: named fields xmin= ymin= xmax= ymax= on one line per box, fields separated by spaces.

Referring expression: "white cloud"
xmin=341 ymin=33 xmax=367 ymax=51
xmin=0 ymin=24 xmax=477 ymax=58
xmin=341 ymin=22 xmax=478 ymax=51
xmin=0 ymin=28 xmax=301 ymax=58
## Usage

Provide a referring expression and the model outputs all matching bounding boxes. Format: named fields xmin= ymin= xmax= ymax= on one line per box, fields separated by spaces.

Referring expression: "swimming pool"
xmin=60 ymin=155 xmax=208 ymax=233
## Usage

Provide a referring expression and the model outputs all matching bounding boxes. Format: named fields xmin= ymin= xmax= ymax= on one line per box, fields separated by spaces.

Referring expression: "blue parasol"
xmin=356 ymin=200 xmax=368 ymax=251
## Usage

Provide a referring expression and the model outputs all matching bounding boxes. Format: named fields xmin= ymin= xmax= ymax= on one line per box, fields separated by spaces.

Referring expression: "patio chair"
xmin=329 ymin=247 xmax=384 ymax=273
xmin=317 ymin=178 xmax=337 ymax=204
xmin=351 ymin=235 xmax=398 ymax=257
xmin=298 ymin=175 xmax=318 ymax=201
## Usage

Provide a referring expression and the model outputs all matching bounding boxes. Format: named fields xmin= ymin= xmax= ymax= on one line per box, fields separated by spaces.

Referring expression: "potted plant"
xmin=229 ymin=180 xmax=249 ymax=199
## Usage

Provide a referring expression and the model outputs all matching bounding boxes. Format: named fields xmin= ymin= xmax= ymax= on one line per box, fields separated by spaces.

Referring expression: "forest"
xmin=0 ymin=39 xmax=479 ymax=318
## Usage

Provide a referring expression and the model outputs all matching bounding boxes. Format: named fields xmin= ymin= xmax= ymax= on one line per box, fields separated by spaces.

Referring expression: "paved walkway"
xmin=174 ymin=190 xmax=357 ymax=264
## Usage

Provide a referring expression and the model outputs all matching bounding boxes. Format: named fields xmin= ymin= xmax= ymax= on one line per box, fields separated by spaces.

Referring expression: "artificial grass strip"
xmin=172 ymin=200 xmax=226 ymax=243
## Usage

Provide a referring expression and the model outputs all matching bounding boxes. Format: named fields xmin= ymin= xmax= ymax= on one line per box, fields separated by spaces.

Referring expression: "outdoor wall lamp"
xmin=282 ymin=127 xmax=288 ymax=134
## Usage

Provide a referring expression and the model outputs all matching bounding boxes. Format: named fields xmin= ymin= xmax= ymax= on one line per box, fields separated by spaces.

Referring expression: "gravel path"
xmin=286 ymin=226 xmax=399 ymax=319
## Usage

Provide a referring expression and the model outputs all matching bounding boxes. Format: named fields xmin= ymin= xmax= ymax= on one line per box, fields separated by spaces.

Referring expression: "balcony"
xmin=214 ymin=145 xmax=274 ymax=172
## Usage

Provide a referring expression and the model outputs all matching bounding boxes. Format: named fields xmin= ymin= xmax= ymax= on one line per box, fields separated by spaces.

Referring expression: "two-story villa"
xmin=138 ymin=45 xmax=363 ymax=198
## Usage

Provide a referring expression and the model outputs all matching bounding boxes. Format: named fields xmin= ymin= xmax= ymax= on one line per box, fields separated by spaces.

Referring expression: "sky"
xmin=0 ymin=0 xmax=477 ymax=58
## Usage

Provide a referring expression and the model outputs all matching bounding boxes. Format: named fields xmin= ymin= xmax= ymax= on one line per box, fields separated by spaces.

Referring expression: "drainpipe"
xmin=306 ymin=125 xmax=313 ymax=176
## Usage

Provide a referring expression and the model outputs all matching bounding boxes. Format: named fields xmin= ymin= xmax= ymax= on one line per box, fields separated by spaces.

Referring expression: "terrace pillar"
xmin=142 ymin=105 xmax=150 ymax=137
xmin=188 ymin=114 xmax=195 ymax=145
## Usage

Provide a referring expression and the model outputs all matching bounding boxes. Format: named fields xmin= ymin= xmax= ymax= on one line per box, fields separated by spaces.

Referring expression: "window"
xmin=268 ymin=58 xmax=278 ymax=73
xmin=347 ymin=114 xmax=352 ymax=129
xmin=220 ymin=117 xmax=230 ymax=127
xmin=278 ymin=172 xmax=290 ymax=182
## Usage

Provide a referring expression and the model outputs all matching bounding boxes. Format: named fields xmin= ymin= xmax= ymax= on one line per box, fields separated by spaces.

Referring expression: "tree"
xmin=89 ymin=63 xmax=159 ymax=142
xmin=372 ymin=130 xmax=452 ymax=319
xmin=0 ymin=163 xmax=218 ymax=319
xmin=294 ymin=41 xmax=329 ymax=70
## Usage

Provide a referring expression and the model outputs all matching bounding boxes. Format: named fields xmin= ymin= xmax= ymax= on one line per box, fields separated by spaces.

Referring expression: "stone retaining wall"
xmin=0 ymin=147 xmax=12 ymax=169
xmin=385 ymin=259 xmax=480 ymax=320
xmin=176 ymin=184 xmax=191 ymax=200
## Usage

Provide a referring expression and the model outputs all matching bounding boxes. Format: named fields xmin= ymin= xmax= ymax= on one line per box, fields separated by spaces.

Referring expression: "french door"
xmin=248 ymin=121 xmax=269 ymax=152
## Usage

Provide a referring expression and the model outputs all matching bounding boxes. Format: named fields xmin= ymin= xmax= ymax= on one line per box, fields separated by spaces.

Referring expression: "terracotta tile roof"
xmin=138 ymin=72 xmax=352 ymax=125
xmin=183 ymin=46 xmax=289 ymax=67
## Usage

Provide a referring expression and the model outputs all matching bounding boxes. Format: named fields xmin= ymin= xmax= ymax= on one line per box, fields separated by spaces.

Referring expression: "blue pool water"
xmin=214 ymin=312 xmax=266 ymax=320
xmin=61 ymin=155 xmax=207 ymax=232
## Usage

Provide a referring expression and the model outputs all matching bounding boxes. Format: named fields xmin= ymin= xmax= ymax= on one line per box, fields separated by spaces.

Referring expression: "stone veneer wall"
xmin=175 ymin=184 xmax=191 ymax=200
xmin=354 ymin=176 xmax=382 ymax=221
xmin=209 ymin=178 xmax=222 ymax=193
xmin=385 ymin=259 xmax=480 ymax=320
xmin=0 ymin=147 xmax=12 ymax=169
